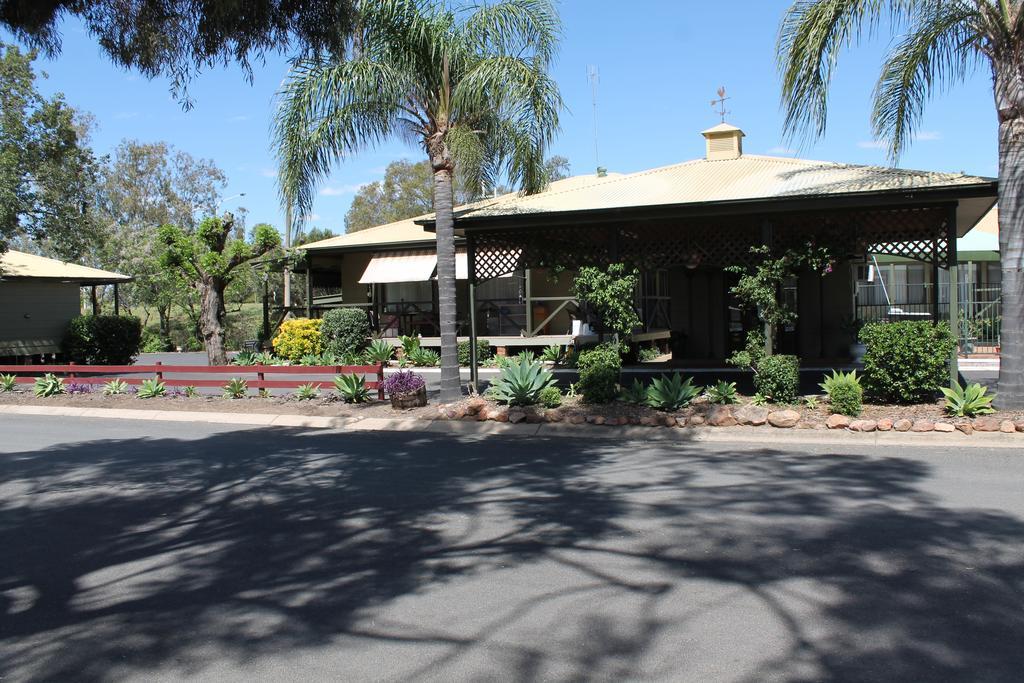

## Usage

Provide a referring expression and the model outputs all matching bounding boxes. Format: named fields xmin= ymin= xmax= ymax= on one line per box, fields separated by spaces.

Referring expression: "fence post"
xmin=257 ymin=364 xmax=265 ymax=391
xmin=68 ymin=361 xmax=76 ymax=380
xmin=155 ymin=360 xmax=163 ymax=382
xmin=377 ymin=363 xmax=385 ymax=401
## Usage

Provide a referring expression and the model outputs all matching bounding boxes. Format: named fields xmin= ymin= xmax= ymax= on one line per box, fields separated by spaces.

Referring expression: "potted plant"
xmin=381 ymin=370 xmax=428 ymax=409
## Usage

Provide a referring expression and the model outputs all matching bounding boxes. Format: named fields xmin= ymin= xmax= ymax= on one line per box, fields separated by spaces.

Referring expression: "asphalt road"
xmin=2 ymin=417 xmax=1023 ymax=682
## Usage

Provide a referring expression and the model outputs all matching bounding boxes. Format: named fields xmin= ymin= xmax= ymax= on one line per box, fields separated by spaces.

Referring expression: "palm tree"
xmin=273 ymin=0 xmax=562 ymax=402
xmin=778 ymin=0 xmax=1024 ymax=407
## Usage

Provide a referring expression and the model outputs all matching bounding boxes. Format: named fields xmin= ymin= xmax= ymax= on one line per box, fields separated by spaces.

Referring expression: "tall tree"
xmin=0 ymin=43 xmax=100 ymax=262
xmin=159 ymin=215 xmax=280 ymax=364
xmin=345 ymin=155 xmax=570 ymax=232
xmin=274 ymin=0 xmax=562 ymax=401
xmin=345 ymin=160 xmax=435 ymax=232
xmin=0 ymin=0 xmax=355 ymax=105
xmin=778 ymin=0 xmax=1024 ymax=408
xmin=93 ymin=140 xmax=227 ymax=337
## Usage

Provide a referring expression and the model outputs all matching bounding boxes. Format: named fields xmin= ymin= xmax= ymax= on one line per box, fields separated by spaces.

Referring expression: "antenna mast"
xmin=587 ymin=65 xmax=600 ymax=173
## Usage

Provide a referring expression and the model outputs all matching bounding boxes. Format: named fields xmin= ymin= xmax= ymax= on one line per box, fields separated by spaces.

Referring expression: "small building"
xmin=0 ymin=249 xmax=131 ymax=361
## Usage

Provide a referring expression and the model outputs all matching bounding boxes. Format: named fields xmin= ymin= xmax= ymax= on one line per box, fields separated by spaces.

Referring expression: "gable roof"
xmin=302 ymin=173 xmax=621 ymax=252
xmin=454 ymin=155 xmax=995 ymax=220
xmin=0 ymin=249 xmax=131 ymax=284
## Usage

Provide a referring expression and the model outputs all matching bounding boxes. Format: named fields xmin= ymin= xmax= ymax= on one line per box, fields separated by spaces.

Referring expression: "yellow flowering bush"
xmin=272 ymin=318 xmax=323 ymax=361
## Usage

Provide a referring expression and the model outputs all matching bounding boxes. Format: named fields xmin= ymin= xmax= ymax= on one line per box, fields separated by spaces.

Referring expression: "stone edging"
xmin=436 ymin=398 xmax=1024 ymax=437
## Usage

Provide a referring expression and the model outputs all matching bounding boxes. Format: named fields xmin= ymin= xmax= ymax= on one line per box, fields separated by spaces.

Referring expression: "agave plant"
xmin=232 ymin=351 xmax=258 ymax=366
xmin=0 ymin=373 xmax=17 ymax=392
xmin=619 ymin=378 xmax=648 ymax=405
xmin=137 ymin=378 xmax=167 ymax=399
xmin=819 ymin=369 xmax=860 ymax=394
xmin=253 ymin=352 xmax=280 ymax=365
xmin=646 ymin=374 xmax=702 ymax=411
xmin=409 ymin=347 xmax=441 ymax=367
xmin=540 ymin=344 xmax=562 ymax=363
xmin=515 ymin=350 xmax=537 ymax=364
xmin=102 ymin=378 xmax=129 ymax=396
xmin=941 ymin=381 xmax=996 ymax=418
xmin=706 ymin=380 xmax=739 ymax=405
xmin=183 ymin=385 xmax=199 ymax=398
xmin=363 ymin=338 xmax=394 ymax=366
xmin=294 ymin=383 xmax=321 ymax=401
xmin=222 ymin=378 xmax=248 ymax=399
xmin=334 ymin=373 xmax=370 ymax=403
xmin=33 ymin=373 xmax=66 ymax=397
xmin=398 ymin=335 xmax=421 ymax=357
xmin=488 ymin=357 xmax=556 ymax=406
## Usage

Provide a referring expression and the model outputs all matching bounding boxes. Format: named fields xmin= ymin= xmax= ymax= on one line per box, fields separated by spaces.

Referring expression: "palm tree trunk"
xmin=996 ymin=65 xmax=1024 ymax=408
xmin=432 ymin=163 xmax=461 ymax=402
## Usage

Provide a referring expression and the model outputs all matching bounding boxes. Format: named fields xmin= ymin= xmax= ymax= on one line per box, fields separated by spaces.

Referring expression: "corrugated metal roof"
xmin=459 ymin=155 xmax=994 ymax=218
xmin=0 ymin=249 xmax=131 ymax=283
xmin=302 ymin=173 xmax=620 ymax=251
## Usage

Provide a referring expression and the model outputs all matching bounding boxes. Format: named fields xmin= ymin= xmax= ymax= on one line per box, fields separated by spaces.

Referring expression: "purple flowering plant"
xmin=380 ymin=370 xmax=426 ymax=396
xmin=67 ymin=382 xmax=93 ymax=395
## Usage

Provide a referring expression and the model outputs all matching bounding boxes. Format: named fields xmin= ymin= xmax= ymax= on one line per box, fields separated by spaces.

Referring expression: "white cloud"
xmin=857 ymin=140 xmax=886 ymax=149
xmin=320 ymin=183 xmax=366 ymax=196
xmin=260 ymin=168 xmax=278 ymax=178
xmin=858 ymin=131 xmax=941 ymax=149
xmin=305 ymin=213 xmax=322 ymax=222
xmin=914 ymin=130 xmax=941 ymax=141
xmin=767 ymin=146 xmax=796 ymax=155
xmin=227 ymin=115 xmax=250 ymax=122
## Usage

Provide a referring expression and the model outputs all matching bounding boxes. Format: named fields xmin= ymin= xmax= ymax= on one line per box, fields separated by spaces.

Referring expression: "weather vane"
xmin=711 ymin=86 xmax=730 ymax=123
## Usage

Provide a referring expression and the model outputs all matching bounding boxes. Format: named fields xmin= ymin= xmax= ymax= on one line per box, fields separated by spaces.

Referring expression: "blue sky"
xmin=11 ymin=0 xmax=997 ymax=236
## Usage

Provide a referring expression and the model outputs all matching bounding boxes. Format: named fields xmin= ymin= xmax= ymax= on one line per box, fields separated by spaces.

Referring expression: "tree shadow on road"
xmin=0 ymin=428 xmax=1022 ymax=681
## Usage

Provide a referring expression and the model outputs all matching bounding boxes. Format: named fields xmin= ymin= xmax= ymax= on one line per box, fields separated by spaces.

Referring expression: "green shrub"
xmin=539 ymin=385 xmax=562 ymax=408
xmin=141 ymin=329 xmax=173 ymax=353
xmin=271 ymin=318 xmax=322 ymax=362
xmin=860 ymin=322 xmax=956 ymax=403
xmin=754 ymin=354 xmax=799 ymax=404
xmin=646 ymin=373 xmax=702 ymax=411
xmin=334 ymin=373 xmax=370 ymax=403
xmin=183 ymin=385 xmax=198 ymax=397
xmin=941 ymin=381 xmax=995 ymax=417
xmin=0 ymin=373 xmax=17 ymax=392
xmin=137 ymin=378 xmax=166 ymax=399
xmin=576 ymin=343 xmax=621 ymax=404
xmin=61 ymin=315 xmax=143 ymax=365
xmin=620 ymin=378 xmax=647 ymax=405
xmin=488 ymin=356 xmax=557 ymax=406
xmin=819 ymin=369 xmax=862 ymax=416
xmin=706 ymin=380 xmax=738 ymax=405
xmin=223 ymin=377 xmax=248 ymax=399
xmin=458 ymin=338 xmax=492 ymax=366
xmin=34 ymin=373 xmax=65 ymax=397
xmin=320 ymin=308 xmax=370 ymax=357
xmin=638 ymin=346 xmax=660 ymax=362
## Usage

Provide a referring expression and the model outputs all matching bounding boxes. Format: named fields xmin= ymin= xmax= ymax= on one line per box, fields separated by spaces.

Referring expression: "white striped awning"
xmin=358 ymin=251 xmax=437 ymax=284
xmin=359 ymin=248 xmax=516 ymax=284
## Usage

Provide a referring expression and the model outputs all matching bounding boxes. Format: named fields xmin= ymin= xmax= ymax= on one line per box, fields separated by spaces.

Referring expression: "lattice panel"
xmin=469 ymin=204 xmax=953 ymax=281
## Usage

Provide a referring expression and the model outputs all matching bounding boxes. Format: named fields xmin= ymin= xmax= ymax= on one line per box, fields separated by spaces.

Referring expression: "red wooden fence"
xmin=0 ymin=362 xmax=386 ymax=399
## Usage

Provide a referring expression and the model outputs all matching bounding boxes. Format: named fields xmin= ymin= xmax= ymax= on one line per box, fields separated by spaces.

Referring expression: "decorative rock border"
xmin=435 ymin=400 xmax=1024 ymax=437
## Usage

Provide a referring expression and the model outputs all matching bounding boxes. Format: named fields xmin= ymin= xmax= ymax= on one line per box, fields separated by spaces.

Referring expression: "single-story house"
xmin=302 ymin=123 xmax=997 ymax=368
xmin=0 ymin=249 xmax=131 ymax=361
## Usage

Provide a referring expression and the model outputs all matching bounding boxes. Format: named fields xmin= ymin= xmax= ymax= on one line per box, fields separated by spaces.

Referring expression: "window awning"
xmin=359 ymin=249 xmax=517 ymax=284
xmin=359 ymin=251 xmax=437 ymax=284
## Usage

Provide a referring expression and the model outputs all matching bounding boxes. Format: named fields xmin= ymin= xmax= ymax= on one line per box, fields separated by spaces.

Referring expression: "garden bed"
xmin=0 ymin=389 xmax=437 ymax=420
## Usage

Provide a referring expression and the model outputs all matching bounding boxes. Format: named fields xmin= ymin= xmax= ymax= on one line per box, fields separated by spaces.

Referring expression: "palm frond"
xmin=872 ymin=2 xmax=981 ymax=160
xmin=463 ymin=0 xmax=562 ymax=66
xmin=778 ymin=0 xmax=915 ymax=141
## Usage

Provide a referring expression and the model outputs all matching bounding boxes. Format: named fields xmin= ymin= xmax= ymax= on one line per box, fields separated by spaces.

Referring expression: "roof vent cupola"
xmin=701 ymin=123 xmax=744 ymax=161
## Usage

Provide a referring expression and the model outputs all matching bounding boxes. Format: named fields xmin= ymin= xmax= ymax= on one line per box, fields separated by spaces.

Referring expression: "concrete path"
xmin=1 ymin=415 xmax=1022 ymax=682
